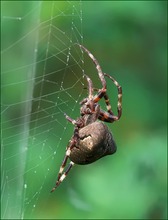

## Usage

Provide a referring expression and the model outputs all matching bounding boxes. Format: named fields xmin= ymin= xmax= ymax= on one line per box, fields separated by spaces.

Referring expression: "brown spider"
xmin=51 ymin=44 xmax=122 ymax=192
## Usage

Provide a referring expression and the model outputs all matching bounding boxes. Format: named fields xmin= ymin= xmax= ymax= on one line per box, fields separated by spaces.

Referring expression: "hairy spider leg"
xmin=51 ymin=161 xmax=74 ymax=192
xmin=104 ymin=73 xmax=122 ymax=119
xmin=77 ymin=44 xmax=106 ymax=89
xmin=78 ymin=44 xmax=122 ymax=122
xmin=102 ymin=93 xmax=114 ymax=115
xmin=90 ymin=87 xmax=114 ymax=115
xmin=64 ymin=113 xmax=77 ymax=125
xmin=77 ymin=44 xmax=116 ymax=116
xmin=51 ymin=125 xmax=79 ymax=192
xmin=84 ymin=74 xmax=99 ymax=113
xmin=84 ymin=74 xmax=93 ymax=99
xmin=98 ymin=73 xmax=122 ymax=122
xmin=51 ymin=113 xmax=85 ymax=192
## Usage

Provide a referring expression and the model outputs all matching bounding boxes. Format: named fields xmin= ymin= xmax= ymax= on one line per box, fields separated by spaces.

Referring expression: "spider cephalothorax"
xmin=51 ymin=44 xmax=122 ymax=192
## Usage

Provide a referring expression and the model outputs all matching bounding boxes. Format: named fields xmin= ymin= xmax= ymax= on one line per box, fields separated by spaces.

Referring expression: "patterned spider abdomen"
xmin=69 ymin=121 xmax=117 ymax=165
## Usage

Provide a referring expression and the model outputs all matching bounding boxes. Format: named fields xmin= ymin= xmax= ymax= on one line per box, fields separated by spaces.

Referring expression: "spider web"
xmin=1 ymin=1 xmax=85 ymax=219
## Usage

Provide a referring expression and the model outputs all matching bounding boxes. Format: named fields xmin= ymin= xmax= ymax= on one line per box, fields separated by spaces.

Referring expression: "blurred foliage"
xmin=1 ymin=1 xmax=167 ymax=219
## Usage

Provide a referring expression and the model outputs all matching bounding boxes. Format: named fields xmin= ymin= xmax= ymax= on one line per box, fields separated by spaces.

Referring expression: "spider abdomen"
xmin=69 ymin=121 xmax=117 ymax=165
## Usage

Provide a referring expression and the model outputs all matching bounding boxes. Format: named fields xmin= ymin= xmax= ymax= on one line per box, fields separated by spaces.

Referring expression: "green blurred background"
xmin=1 ymin=1 xmax=167 ymax=219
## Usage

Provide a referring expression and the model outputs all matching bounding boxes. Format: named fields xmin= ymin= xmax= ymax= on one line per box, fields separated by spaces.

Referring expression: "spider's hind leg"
xmin=51 ymin=161 xmax=74 ymax=192
xmin=51 ymin=126 xmax=79 ymax=192
xmin=51 ymin=117 xmax=81 ymax=192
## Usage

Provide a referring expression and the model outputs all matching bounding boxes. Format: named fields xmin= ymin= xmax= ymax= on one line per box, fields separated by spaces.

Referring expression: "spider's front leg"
xmin=98 ymin=73 xmax=122 ymax=122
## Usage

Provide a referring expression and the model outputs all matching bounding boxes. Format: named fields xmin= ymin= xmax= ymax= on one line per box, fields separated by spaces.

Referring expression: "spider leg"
xmin=51 ymin=161 xmax=74 ymax=192
xmin=77 ymin=44 xmax=122 ymax=120
xmin=51 ymin=112 xmax=82 ymax=192
xmin=77 ymin=45 xmax=114 ymax=115
xmin=77 ymin=44 xmax=106 ymax=89
xmin=85 ymin=74 xmax=93 ymax=99
xmin=102 ymin=93 xmax=114 ymax=115
xmin=98 ymin=73 xmax=122 ymax=122
xmin=51 ymin=125 xmax=79 ymax=192
xmin=64 ymin=113 xmax=77 ymax=125
xmin=89 ymin=87 xmax=113 ymax=115
xmin=104 ymin=73 xmax=122 ymax=120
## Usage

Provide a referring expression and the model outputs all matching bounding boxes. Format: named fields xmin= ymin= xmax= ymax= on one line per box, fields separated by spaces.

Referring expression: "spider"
xmin=51 ymin=44 xmax=122 ymax=192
